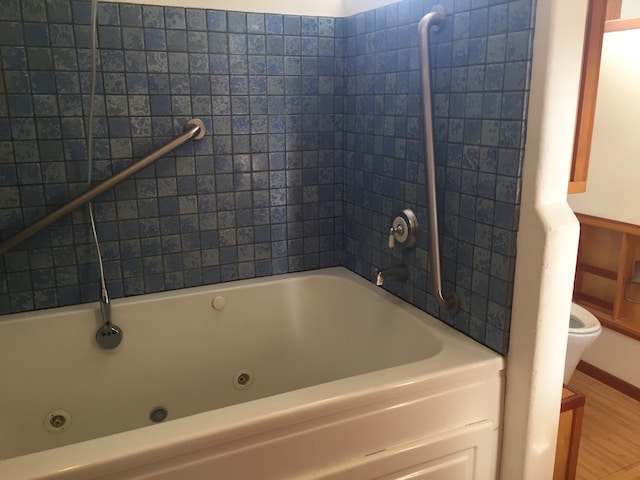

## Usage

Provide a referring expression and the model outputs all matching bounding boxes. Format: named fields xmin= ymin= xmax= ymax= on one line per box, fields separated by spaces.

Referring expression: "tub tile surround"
xmin=0 ymin=0 xmax=534 ymax=355
xmin=342 ymin=0 xmax=533 ymax=353
xmin=0 ymin=0 xmax=346 ymax=314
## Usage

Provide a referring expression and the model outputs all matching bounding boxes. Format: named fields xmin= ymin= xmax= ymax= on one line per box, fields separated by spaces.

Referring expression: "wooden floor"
xmin=569 ymin=370 xmax=640 ymax=479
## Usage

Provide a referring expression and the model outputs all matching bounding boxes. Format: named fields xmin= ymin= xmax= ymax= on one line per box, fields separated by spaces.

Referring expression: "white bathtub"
xmin=0 ymin=267 xmax=504 ymax=479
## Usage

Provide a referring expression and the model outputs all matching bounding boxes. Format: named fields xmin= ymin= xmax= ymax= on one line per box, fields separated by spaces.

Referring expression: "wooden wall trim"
xmin=568 ymin=180 xmax=586 ymax=194
xmin=577 ymin=360 xmax=640 ymax=402
xmin=605 ymin=0 xmax=622 ymax=20
xmin=605 ymin=17 xmax=640 ymax=32
xmin=569 ymin=0 xmax=608 ymax=193
xmin=574 ymin=213 xmax=640 ymax=236
xmin=560 ymin=392 xmax=586 ymax=412
xmin=567 ymin=401 xmax=584 ymax=480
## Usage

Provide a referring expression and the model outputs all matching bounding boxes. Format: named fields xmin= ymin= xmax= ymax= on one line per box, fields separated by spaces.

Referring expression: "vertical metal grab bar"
xmin=0 ymin=118 xmax=206 ymax=256
xmin=418 ymin=6 xmax=459 ymax=312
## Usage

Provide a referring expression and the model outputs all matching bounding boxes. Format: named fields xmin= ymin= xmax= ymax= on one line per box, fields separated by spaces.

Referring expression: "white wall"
xmin=569 ymin=29 xmax=640 ymax=225
xmin=582 ymin=328 xmax=640 ymax=387
xmin=622 ymin=0 xmax=640 ymax=19
xmin=100 ymin=0 xmax=400 ymax=17
xmin=343 ymin=0 xmax=398 ymax=16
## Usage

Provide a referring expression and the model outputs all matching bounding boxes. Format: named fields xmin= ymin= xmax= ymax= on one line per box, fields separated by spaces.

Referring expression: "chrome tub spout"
xmin=376 ymin=264 xmax=410 ymax=286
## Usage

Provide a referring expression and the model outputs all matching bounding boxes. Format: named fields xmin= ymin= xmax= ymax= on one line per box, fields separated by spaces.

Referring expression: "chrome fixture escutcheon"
xmin=388 ymin=209 xmax=419 ymax=249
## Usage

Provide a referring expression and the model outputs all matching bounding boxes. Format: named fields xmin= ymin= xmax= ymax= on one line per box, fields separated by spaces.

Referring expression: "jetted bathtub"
xmin=0 ymin=267 xmax=504 ymax=479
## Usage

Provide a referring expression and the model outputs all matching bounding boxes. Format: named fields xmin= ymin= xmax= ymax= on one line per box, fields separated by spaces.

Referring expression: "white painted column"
xmin=500 ymin=0 xmax=588 ymax=478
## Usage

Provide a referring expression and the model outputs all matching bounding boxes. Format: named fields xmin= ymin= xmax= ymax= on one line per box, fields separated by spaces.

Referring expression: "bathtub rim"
xmin=3 ymin=266 xmax=465 ymax=325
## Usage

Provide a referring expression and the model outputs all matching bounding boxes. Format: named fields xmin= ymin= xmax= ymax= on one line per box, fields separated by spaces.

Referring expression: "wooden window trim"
xmin=568 ymin=0 xmax=639 ymax=194
xmin=605 ymin=17 xmax=640 ymax=32
xmin=605 ymin=0 xmax=622 ymax=20
xmin=568 ymin=0 xmax=608 ymax=194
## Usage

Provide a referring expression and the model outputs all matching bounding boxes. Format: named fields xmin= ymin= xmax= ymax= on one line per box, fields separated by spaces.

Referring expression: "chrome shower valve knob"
xmin=388 ymin=209 xmax=418 ymax=249
xmin=388 ymin=224 xmax=405 ymax=248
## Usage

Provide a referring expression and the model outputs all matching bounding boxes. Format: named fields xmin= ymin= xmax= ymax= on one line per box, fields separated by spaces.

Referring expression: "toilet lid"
xmin=570 ymin=303 xmax=602 ymax=334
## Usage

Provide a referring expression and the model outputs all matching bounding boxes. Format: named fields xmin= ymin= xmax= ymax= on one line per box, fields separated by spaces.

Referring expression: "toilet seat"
xmin=569 ymin=303 xmax=602 ymax=335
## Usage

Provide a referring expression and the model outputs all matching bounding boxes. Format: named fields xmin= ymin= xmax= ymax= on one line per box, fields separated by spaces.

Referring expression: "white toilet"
xmin=564 ymin=303 xmax=602 ymax=383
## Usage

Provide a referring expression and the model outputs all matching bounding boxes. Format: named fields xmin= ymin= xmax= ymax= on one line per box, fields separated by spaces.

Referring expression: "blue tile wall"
xmin=342 ymin=0 xmax=533 ymax=353
xmin=0 ymin=0 xmax=345 ymax=313
xmin=0 ymin=0 xmax=534 ymax=355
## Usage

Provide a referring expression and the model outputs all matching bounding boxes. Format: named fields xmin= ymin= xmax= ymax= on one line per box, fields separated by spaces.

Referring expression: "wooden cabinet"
xmin=553 ymin=386 xmax=585 ymax=480
xmin=573 ymin=213 xmax=640 ymax=339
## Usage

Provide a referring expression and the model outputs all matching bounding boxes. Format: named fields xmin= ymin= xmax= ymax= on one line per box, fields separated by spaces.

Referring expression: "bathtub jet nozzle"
xmin=96 ymin=287 xmax=123 ymax=350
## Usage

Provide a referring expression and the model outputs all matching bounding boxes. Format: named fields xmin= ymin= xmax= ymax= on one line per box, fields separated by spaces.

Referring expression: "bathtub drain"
xmin=50 ymin=415 xmax=65 ymax=428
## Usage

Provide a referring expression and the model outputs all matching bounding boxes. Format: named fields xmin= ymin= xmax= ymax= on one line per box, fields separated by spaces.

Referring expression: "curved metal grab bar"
xmin=418 ymin=6 xmax=459 ymax=312
xmin=0 ymin=118 xmax=206 ymax=255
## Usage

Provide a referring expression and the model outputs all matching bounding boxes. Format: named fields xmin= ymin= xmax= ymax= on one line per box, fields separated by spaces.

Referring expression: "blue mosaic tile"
xmin=488 ymin=4 xmax=508 ymax=35
xmin=164 ymin=7 xmax=186 ymax=30
xmin=142 ymin=6 xmax=164 ymax=28
xmin=27 ymin=49 xmax=53 ymax=71
xmin=265 ymin=14 xmax=283 ymax=35
xmin=186 ymin=9 xmax=206 ymax=31
xmin=283 ymin=15 xmax=300 ymax=35
xmin=98 ymin=26 xmax=123 ymax=49
xmin=228 ymin=11 xmax=247 ymax=33
xmin=506 ymin=30 xmax=530 ymax=61
xmin=209 ymin=54 xmax=229 ymax=74
xmin=145 ymin=28 xmax=167 ymax=51
xmin=206 ymin=10 xmax=226 ymax=32
xmin=0 ymin=21 xmax=24 ymax=46
xmin=119 ymin=4 xmax=142 ymax=27
xmin=166 ymin=30 xmax=187 ymax=52
xmin=20 ymin=0 xmax=46 ymax=22
xmin=122 ymin=29 xmax=145 ymax=50
xmin=188 ymin=31 xmax=207 ymax=52
xmin=97 ymin=3 xmax=119 ymax=26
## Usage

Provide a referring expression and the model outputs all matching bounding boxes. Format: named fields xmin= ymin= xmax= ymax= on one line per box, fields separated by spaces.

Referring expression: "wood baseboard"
xmin=577 ymin=360 xmax=640 ymax=402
